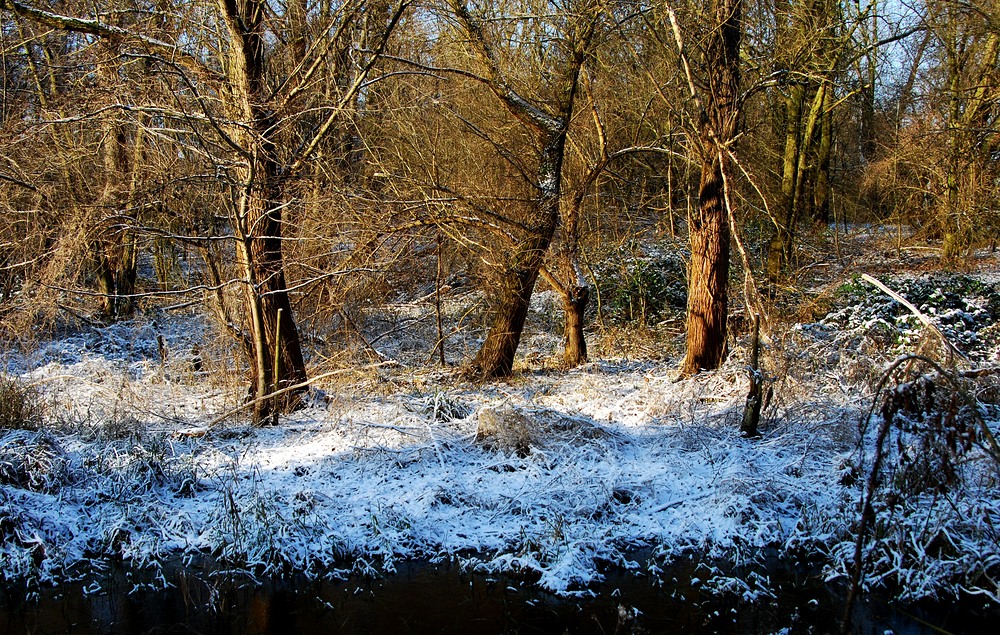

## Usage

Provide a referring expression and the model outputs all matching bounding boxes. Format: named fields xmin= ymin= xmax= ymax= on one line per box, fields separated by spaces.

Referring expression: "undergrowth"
xmin=0 ymin=375 xmax=44 ymax=431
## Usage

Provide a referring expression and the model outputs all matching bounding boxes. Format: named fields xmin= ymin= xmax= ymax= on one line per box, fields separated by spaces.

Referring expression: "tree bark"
xmin=767 ymin=82 xmax=804 ymax=282
xmin=220 ymin=0 xmax=308 ymax=421
xmin=236 ymin=176 xmax=309 ymax=420
xmin=562 ymin=281 xmax=589 ymax=366
xmin=471 ymin=135 xmax=565 ymax=378
xmin=471 ymin=265 xmax=541 ymax=379
xmin=681 ymin=0 xmax=741 ymax=376
xmin=813 ymin=86 xmax=833 ymax=226
xmin=684 ymin=152 xmax=732 ymax=374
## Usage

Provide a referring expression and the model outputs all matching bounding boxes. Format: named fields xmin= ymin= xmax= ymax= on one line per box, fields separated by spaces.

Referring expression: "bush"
xmin=821 ymin=274 xmax=1000 ymax=362
xmin=592 ymin=242 xmax=686 ymax=326
xmin=0 ymin=375 xmax=44 ymax=431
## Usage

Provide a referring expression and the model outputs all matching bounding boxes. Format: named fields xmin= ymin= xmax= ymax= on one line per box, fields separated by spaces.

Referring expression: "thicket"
xmin=2 ymin=0 xmax=1000 ymax=616
xmin=0 ymin=0 xmax=995 ymax=385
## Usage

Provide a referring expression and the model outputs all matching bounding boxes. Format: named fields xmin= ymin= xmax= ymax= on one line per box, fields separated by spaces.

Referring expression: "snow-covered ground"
xmin=2 ymin=266 xmax=1000 ymax=608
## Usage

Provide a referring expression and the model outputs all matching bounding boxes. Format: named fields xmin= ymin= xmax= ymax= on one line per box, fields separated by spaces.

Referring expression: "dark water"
xmin=1 ymin=557 xmax=997 ymax=634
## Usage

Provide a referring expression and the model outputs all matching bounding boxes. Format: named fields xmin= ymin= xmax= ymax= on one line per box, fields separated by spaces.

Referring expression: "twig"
xmin=56 ymin=303 xmax=102 ymax=327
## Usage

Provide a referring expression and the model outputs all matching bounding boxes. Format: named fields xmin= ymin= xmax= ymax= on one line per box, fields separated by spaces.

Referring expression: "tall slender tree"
xmin=443 ymin=0 xmax=602 ymax=379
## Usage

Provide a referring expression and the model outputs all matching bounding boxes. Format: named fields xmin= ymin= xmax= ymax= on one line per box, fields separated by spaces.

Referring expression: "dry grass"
xmin=0 ymin=375 xmax=45 ymax=431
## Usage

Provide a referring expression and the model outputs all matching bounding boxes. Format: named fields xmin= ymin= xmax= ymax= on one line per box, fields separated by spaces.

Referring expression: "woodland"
xmin=2 ymin=0 xmax=1000 ymax=630
xmin=2 ymin=0 xmax=994 ymax=409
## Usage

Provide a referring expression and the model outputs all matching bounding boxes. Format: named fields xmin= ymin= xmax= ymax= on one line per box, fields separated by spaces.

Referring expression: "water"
xmin=2 ymin=557 xmax=997 ymax=634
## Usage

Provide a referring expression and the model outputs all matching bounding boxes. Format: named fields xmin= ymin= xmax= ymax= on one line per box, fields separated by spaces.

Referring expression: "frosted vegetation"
xmin=2 ymin=254 xmax=1000 ymax=610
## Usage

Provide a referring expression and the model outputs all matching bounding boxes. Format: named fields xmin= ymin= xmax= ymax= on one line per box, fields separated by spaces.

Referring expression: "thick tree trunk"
xmin=682 ymin=0 xmax=741 ymax=375
xmin=469 ymin=134 xmax=567 ymax=379
xmin=683 ymin=154 xmax=732 ymax=374
xmin=471 ymin=265 xmax=541 ymax=379
xmin=233 ymin=136 xmax=309 ymax=422
xmin=94 ymin=254 xmax=118 ymax=318
xmin=94 ymin=242 xmax=137 ymax=319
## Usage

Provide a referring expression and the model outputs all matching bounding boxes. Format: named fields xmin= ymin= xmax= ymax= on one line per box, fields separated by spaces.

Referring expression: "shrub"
xmin=0 ymin=429 xmax=68 ymax=492
xmin=592 ymin=242 xmax=686 ymax=326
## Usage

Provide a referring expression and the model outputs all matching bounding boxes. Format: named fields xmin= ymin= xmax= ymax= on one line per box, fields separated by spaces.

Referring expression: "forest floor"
xmin=3 ymin=227 xmax=1000 ymax=616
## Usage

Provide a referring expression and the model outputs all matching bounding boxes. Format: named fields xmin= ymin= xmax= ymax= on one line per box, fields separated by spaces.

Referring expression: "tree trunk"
xmin=470 ymin=265 xmax=541 ymax=379
xmin=683 ymin=153 xmax=732 ymax=374
xmin=243 ymin=188 xmax=309 ymax=418
xmin=768 ymin=81 xmax=827 ymax=281
xmin=813 ymin=86 xmax=833 ymax=226
xmin=767 ymin=82 xmax=803 ymax=282
xmin=562 ymin=282 xmax=589 ymax=367
xmin=94 ymin=44 xmax=137 ymax=320
xmin=682 ymin=0 xmax=741 ymax=376
xmin=472 ymin=135 xmax=563 ymax=378
xmin=450 ymin=0 xmax=594 ymax=380
xmin=221 ymin=0 xmax=308 ymax=421
xmin=556 ymin=149 xmax=593 ymax=368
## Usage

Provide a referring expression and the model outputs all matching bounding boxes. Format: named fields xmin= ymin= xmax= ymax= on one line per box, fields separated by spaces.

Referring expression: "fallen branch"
xmin=205 ymin=361 xmax=399 ymax=428
xmin=860 ymin=273 xmax=969 ymax=364
xmin=959 ymin=366 xmax=1000 ymax=378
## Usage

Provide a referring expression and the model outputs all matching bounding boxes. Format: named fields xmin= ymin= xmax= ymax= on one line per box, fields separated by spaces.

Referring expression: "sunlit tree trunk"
xmin=562 ymin=282 xmax=589 ymax=365
xmin=219 ymin=0 xmax=307 ymax=419
xmin=472 ymin=135 xmax=566 ymax=377
xmin=682 ymin=0 xmax=741 ymax=376
xmin=554 ymin=190 xmax=591 ymax=368
xmin=451 ymin=0 xmax=596 ymax=379
xmin=684 ymin=151 xmax=732 ymax=374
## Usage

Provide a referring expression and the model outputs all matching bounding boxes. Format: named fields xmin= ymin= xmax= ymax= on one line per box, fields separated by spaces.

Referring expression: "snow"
xmin=2 ymin=272 xmax=1000 ymax=605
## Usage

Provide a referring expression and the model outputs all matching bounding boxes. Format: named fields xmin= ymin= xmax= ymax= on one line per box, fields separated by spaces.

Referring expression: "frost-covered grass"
xmin=1 ymin=270 xmax=1000 ymax=609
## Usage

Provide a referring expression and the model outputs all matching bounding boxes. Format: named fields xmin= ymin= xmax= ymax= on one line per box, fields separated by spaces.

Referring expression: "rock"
xmin=476 ymin=407 xmax=532 ymax=457
xmin=475 ymin=406 xmax=615 ymax=456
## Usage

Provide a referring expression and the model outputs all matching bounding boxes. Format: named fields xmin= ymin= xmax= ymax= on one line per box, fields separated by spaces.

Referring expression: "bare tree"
xmin=0 ymin=0 xmax=406 ymax=422
xmin=437 ymin=0 xmax=601 ymax=379
xmin=664 ymin=0 xmax=743 ymax=375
